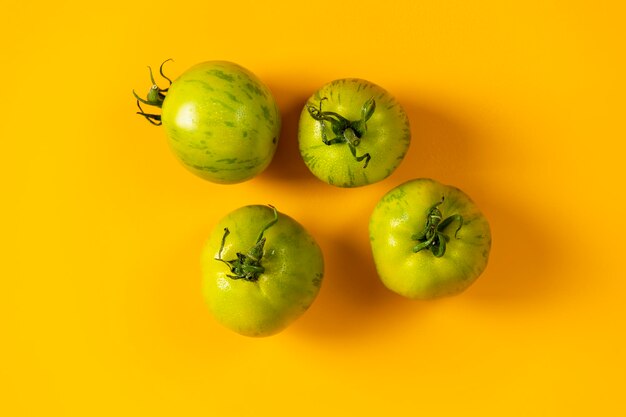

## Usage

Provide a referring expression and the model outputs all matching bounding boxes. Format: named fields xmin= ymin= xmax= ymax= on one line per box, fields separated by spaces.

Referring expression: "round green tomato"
xmin=137 ymin=61 xmax=281 ymax=184
xmin=369 ymin=178 xmax=491 ymax=299
xmin=298 ymin=78 xmax=411 ymax=187
xmin=202 ymin=205 xmax=324 ymax=337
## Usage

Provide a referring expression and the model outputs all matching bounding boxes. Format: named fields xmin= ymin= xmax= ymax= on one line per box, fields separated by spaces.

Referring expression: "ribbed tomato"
xmin=369 ymin=178 xmax=491 ymax=299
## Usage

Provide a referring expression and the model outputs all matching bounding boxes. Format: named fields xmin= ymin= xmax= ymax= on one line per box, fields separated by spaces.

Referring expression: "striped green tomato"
xmin=298 ymin=78 xmax=411 ymax=187
xmin=369 ymin=178 xmax=492 ymax=299
xmin=134 ymin=61 xmax=281 ymax=184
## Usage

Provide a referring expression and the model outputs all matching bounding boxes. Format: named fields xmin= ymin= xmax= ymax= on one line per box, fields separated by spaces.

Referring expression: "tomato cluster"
xmin=134 ymin=60 xmax=491 ymax=336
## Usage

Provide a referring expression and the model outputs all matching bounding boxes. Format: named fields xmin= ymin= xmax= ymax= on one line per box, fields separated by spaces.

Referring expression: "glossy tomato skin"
xmin=161 ymin=61 xmax=281 ymax=184
xmin=202 ymin=205 xmax=324 ymax=337
xmin=298 ymin=78 xmax=410 ymax=187
xmin=369 ymin=178 xmax=491 ymax=299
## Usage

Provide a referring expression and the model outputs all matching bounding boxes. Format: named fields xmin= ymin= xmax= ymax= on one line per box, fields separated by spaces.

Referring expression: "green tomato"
xmin=369 ymin=178 xmax=491 ymax=299
xmin=298 ymin=78 xmax=411 ymax=187
xmin=202 ymin=205 xmax=324 ymax=337
xmin=134 ymin=60 xmax=281 ymax=184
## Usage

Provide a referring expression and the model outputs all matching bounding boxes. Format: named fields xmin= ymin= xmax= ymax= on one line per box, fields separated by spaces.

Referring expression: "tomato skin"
xmin=298 ymin=78 xmax=410 ymax=187
xmin=161 ymin=61 xmax=281 ymax=184
xmin=202 ymin=205 xmax=324 ymax=337
xmin=369 ymin=178 xmax=491 ymax=299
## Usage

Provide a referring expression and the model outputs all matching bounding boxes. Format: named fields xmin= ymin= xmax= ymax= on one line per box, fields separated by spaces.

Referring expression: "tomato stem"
xmin=412 ymin=197 xmax=463 ymax=257
xmin=133 ymin=59 xmax=173 ymax=125
xmin=214 ymin=206 xmax=279 ymax=282
xmin=307 ymin=97 xmax=375 ymax=168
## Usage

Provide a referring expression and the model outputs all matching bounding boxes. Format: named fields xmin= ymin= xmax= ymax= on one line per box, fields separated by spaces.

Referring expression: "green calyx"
xmin=215 ymin=206 xmax=279 ymax=282
xmin=307 ymin=97 xmax=376 ymax=168
xmin=412 ymin=197 xmax=463 ymax=257
xmin=132 ymin=59 xmax=173 ymax=126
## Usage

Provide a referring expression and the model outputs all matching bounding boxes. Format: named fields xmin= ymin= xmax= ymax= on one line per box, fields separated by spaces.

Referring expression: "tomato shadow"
xmin=391 ymin=98 xmax=477 ymax=183
xmin=463 ymin=195 xmax=570 ymax=306
xmin=258 ymin=82 xmax=318 ymax=185
xmin=292 ymin=208 xmax=423 ymax=341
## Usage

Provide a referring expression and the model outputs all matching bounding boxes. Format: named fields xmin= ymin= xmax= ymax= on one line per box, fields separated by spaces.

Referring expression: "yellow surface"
xmin=2 ymin=1 xmax=625 ymax=415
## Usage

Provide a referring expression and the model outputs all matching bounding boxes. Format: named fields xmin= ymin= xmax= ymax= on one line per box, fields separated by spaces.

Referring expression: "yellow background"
xmin=2 ymin=0 xmax=625 ymax=415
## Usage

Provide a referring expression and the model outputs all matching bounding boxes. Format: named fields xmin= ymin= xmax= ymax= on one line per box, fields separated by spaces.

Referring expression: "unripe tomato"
xmin=134 ymin=61 xmax=281 ymax=184
xmin=298 ymin=78 xmax=410 ymax=187
xmin=369 ymin=178 xmax=491 ymax=299
xmin=202 ymin=205 xmax=324 ymax=336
